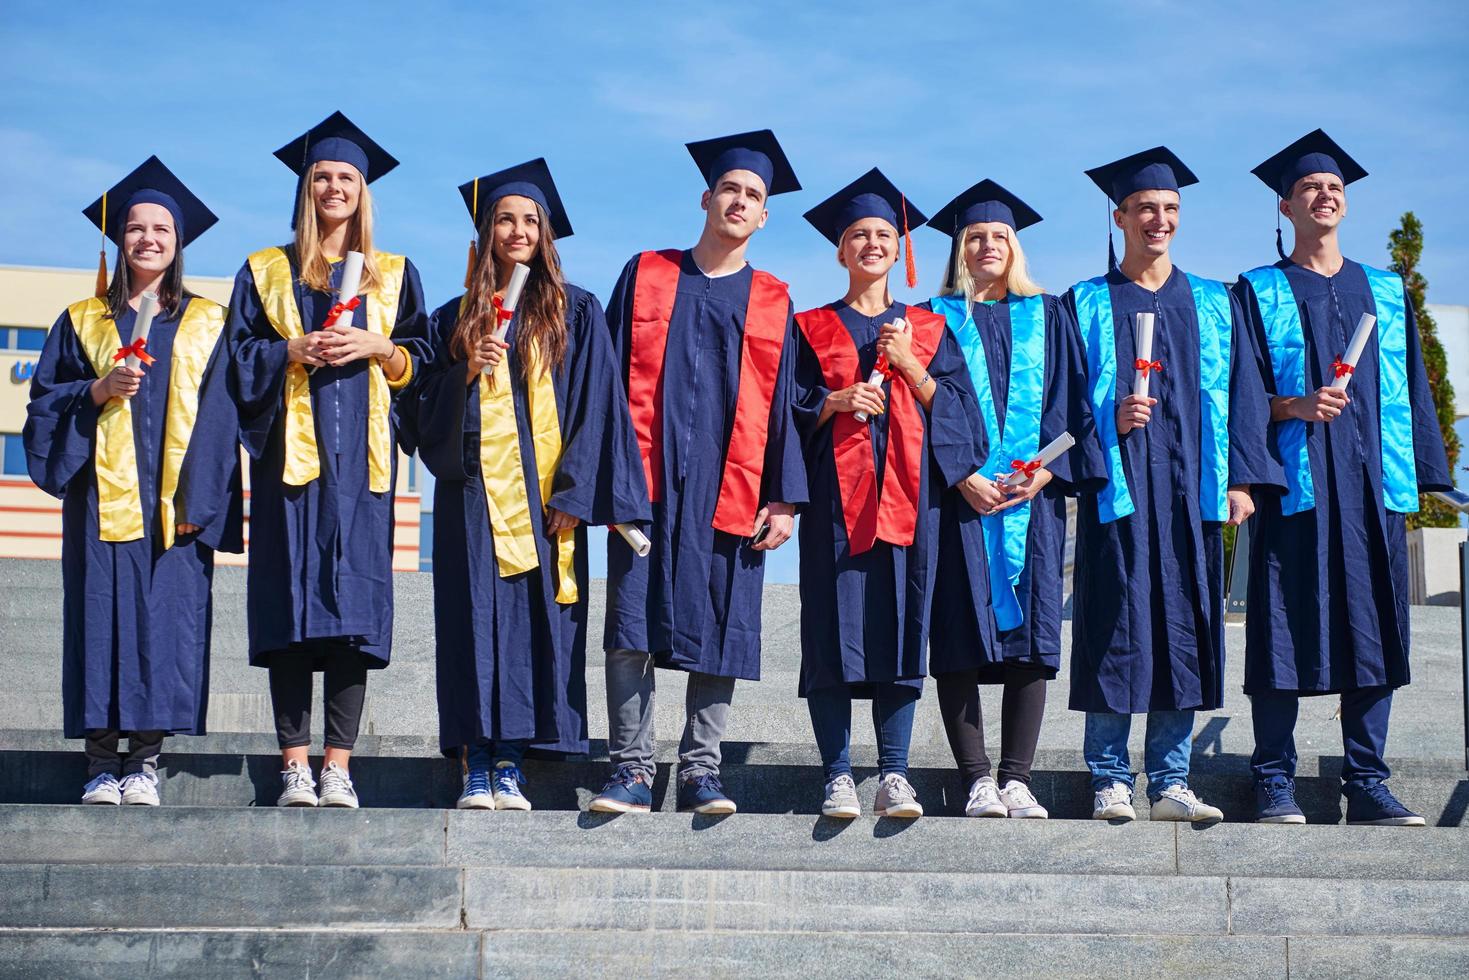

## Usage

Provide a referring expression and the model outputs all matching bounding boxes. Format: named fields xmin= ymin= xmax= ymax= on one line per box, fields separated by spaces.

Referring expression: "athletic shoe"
xmin=457 ymin=766 xmax=494 ymax=810
xmin=874 ymin=772 xmax=923 ymax=819
xmin=119 ymin=770 xmax=160 ymax=806
xmin=676 ymin=772 xmax=737 ymax=815
xmin=492 ymin=763 xmax=532 ymax=811
xmin=588 ymin=764 xmax=653 ymax=813
xmin=1344 ymin=780 xmax=1426 ymax=827
xmin=999 ymin=779 xmax=1048 ymax=819
xmin=81 ymin=772 xmax=122 ymax=806
xmin=1254 ymin=776 xmax=1306 ymax=824
xmin=277 ymin=760 xmax=318 ymax=807
xmin=1150 ymin=784 xmax=1223 ymax=823
xmin=317 ymin=761 xmax=359 ymax=808
xmin=821 ymin=774 xmax=860 ymax=819
xmin=964 ymin=776 xmax=1007 ymax=818
xmin=1092 ymin=781 xmax=1136 ymax=821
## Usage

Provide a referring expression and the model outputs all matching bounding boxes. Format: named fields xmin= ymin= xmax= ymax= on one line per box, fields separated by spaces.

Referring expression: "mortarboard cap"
xmin=1084 ymin=146 xmax=1198 ymax=206
xmin=926 ymin=178 xmax=1042 ymax=237
xmin=458 ymin=157 xmax=573 ymax=239
xmin=1250 ymin=128 xmax=1368 ymax=198
xmin=685 ymin=129 xmax=800 ymax=196
xmin=273 ymin=110 xmax=399 ymax=182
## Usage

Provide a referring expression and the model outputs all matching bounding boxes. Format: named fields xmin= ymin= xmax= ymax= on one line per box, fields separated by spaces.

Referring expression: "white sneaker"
xmin=119 ymin=770 xmax=160 ymax=806
xmin=874 ymin=773 xmax=923 ymax=819
xmin=491 ymin=764 xmax=531 ymax=811
xmin=1093 ymin=781 xmax=1136 ymax=821
xmin=317 ymin=761 xmax=360 ymax=808
xmin=81 ymin=773 xmax=122 ymax=805
xmin=1150 ymin=784 xmax=1223 ymax=824
xmin=277 ymin=760 xmax=318 ymax=807
xmin=999 ymin=780 xmax=1048 ymax=819
xmin=821 ymin=774 xmax=860 ymax=819
xmin=964 ymin=776 xmax=1007 ymax=818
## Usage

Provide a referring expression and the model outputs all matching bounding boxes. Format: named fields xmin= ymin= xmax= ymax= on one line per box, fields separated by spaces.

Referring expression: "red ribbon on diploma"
xmin=1010 ymin=457 xmax=1042 ymax=480
xmin=1134 ymin=357 xmax=1163 ymax=377
xmin=1332 ymin=357 xmax=1354 ymax=380
xmin=492 ymin=295 xmax=514 ymax=330
xmin=322 ymin=295 xmax=361 ymax=328
xmin=113 ymin=338 xmax=155 ymax=367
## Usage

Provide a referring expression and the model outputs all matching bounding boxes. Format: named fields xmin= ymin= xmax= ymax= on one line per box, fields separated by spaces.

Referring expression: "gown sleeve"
xmin=1044 ymin=296 xmax=1109 ymax=495
xmin=925 ymin=327 xmax=987 ymax=489
xmin=604 ymin=256 xmax=639 ymax=379
xmin=759 ymin=305 xmax=810 ymax=508
xmin=174 ymin=305 xmax=245 ymax=552
xmin=1225 ymin=287 xmax=1286 ymax=491
xmin=227 ymin=261 xmax=291 ymax=462
xmin=791 ymin=323 xmax=831 ymax=445
xmin=389 ymin=257 xmax=434 ymax=455
xmin=22 ymin=309 xmax=101 ymax=498
xmin=1403 ymin=298 xmax=1453 ymax=492
xmin=412 ymin=298 xmax=473 ymax=482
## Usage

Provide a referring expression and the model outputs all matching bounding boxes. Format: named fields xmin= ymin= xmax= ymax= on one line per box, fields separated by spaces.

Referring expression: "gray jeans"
xmin=605 ymin=648 xmax=735 ymax=781
xmin=85 ymin=729 xmax=164 ymax=779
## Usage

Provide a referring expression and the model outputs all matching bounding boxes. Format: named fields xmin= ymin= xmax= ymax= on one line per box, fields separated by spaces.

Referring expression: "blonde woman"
xmin=228 ymin=112 xmax=431 ymax=808
xmin=920 ymin=181 xmax=1106 ymax=820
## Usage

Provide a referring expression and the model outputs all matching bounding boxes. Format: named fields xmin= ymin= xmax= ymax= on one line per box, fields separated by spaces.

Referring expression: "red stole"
xmin=627 ymin=249 xmax=791 ymax=536
xmin=795 ymin=305 xmax=943 ymax=555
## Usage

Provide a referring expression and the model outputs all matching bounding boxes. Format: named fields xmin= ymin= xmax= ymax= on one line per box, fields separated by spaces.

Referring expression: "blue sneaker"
xmin=1344 ymin=780 xmax=1426 ymax=827
xmin=492 ymin=763 xmax=531 ymax=811
xmin=457 ymin=765 xmax=494 ymax=810
xmin=589 ymin=764 xmax=653 ymax=813
xmin=1254 ymin=776 xmax=1306 ymax=824
xmin=676 ymin=771 xmax=737 ymax=815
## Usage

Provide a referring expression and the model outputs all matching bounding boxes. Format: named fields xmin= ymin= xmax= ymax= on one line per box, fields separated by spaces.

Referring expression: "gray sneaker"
xmin=277 ymin=760 xmax=318 ymax=807
xmin=317 ymin=761 xmax=359 ymax=808
xmin=1092 ymin=781 xmax=1136 ymax=821
xmin=874 ymin=772 xmax=923 ymax=819
xmin=964 ymin=776 xmax=1007 ymax=818
xmin=999 ymin=780 xmax=1048 ymax=819
xmin=119 ymin=770 xmax=160 ymax=806
xmin=821 ymin=774 xmax=860 ymax=818
xmin=81 ymin=772 xmax=122 ymax=805
xmin=1150 ymin=784 xmax=1223 ymax=824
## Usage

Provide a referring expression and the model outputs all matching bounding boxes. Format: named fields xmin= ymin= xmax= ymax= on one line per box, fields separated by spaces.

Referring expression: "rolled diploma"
xmin=482 ymin=262 xmax=532 ymax=374
xmin=1132 ymin=311 xmax=1156 ymax=399
xmin=1002 ymin=431 xmax=1078 ymax=487
xmin=1328 ymin=313 xmax=1377 ymax=391
xmin=328 ymin=251 xmax=365 ymax=327
xmin=855 ymin=317 xmax=908 ymax=424
xmin=615 ymin=523 xmax=652 ymax=557
xmin=127 ymin=291 xmax=159 ymax=371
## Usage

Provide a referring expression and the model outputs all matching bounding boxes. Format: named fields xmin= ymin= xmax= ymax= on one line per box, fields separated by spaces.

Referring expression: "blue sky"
xmin=4 ymin=1 xmax=1467 ymax=578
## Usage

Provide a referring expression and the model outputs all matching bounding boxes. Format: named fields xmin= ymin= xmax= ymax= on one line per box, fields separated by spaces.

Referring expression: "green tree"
xmin=1388 ymin=212 xmax=1461 ymax=528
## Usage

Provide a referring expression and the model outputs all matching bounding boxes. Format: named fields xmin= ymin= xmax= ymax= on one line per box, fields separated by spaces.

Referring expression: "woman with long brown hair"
xmin=228 ymin=112 xmax=431 ymax=809
xmin=414 ymin=159 xmax=648 ymax=810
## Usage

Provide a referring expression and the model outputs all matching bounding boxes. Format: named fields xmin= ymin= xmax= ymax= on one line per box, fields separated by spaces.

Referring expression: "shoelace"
xmin=463 ymin=769 xmax=492 ymax=797
xmin=283 ymin=764 xmax=314 ymax=792
xmin=684 ymin=772 xmax=724 ymax=797
xmin=493 ymin=766 xmax=525 ymax=794
xmin=1361 ymin=781 xmax=1402 ymax=811
xmin=1004 ymin=784 xmax=1038 ymax=807
xmin=320 ymin=766 xmax=352 ymax=795
xmin=609 ymin=764 xmax=645 ymax=791
xmin=1098 ymin=785 xmax=1129 ymax=806
xmin=969 ymin=781 xmax=999 ymax=804
xmin=884 ymin=774 xmax=915 ymax=802
xmin=1263 ymin=780 xmax=1296 ymax=808
xmin=828 ymin=776 xmax=856 ymax=798
xmin=121 ymin=771 xmax=156 ymax=790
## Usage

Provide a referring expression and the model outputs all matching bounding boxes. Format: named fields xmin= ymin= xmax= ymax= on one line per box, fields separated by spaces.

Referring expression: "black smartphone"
xmin=751 ymin=523 xmax=771 ymax=546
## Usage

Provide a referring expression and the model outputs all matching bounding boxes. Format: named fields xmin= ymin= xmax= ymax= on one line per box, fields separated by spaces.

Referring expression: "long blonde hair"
xmin=941 ymin=223 xmax=1044 ymax=300
xmin=292 ymin=162 xmax=383 ymax=294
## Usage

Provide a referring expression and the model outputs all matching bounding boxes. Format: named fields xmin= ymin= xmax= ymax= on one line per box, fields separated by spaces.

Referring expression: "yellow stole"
xmin=245 ymin=247 xmax=406 ymax=493
xmin=68 ymin=295 xmax=226 ymax=546
xmin=468 ymin=297 xmax=577 ymax=605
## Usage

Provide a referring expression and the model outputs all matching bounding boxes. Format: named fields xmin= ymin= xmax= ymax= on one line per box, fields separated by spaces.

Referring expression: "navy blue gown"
xmin=25 ymin=297 xmax=243 ymax=738
xmin=1235 ymin=259 xmax=1451 ymax=695
xmin=228 ymin=252 xmax=431 ymax=667
xmin=926 ymin=296 xmax=1109 ymax=680
xmin=415 ymin=285 xmax=651 ymax=755
xmin=1068 ymin=268 xmax=1282 ymax=714
xmin=602 ymin=251 xmax=808 ymax=681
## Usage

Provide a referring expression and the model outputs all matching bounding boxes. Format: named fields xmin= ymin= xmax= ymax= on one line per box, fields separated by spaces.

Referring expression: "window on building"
xmin=1 ymin=327 xmax=48 ymax=352
xmin=1 ymin=434 xmax=27 ymax=477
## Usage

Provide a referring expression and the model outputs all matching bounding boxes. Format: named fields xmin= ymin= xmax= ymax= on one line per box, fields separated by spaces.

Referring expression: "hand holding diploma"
xmin=482 ymin=262 xmax=531 ymax=374
xmin=1132 ymin=312 xmax=1159 ymax=399
xmin=1328 ymin=313 xmax=1376 ymax=391
xmin=123 ymin=291 xmax=159 ymax=371
xmin=1001 ymin=432 xmax=1077 ymax=488
xmin=315 ymin=251 xmax=398 ymax=369
xmin=856 ymin=317 xmax=911 ymax=423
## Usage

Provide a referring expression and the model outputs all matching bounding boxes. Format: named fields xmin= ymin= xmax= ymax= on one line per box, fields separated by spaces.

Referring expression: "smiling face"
xmin=489 ymin=194 xmax=542 ymax=269
xmin=961 ymin=221 xmax=1013 ymax=287
xmin=122 ymin=202 xmax=177 ymax=277
xmin=1115 ymin=188 xmax=1180 ymax=259
xmin=310 ymin=160 xmax=362 ymax=224
xmin=837 ymin=217 xmax=899 ymax=278
xmin=1282 ymin=171 xmax=1347 ymax=236
xmin=701 ymin=169 xmax=769 ymax=242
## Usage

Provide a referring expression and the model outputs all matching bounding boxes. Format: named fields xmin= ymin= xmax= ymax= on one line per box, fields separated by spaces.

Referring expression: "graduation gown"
xmin=228 ymin=250 xmax=431 ymax=667
xmin=793 ymin=300 xmax=985 ymax=697
xmin=1068 ymin=267 xmax=1281 ymax=714
xmin=1235 ymin=258 xmax=1451 ymax=695
xmin=603 ymin=250 xmax=808 ymax=681
xmin=24 ymin=296 xmax=243 ymax=738
xmin=416 ymin=285 xmax=650 ymax=755
xmin=925 ymin=295 xmax=1108 ymax=680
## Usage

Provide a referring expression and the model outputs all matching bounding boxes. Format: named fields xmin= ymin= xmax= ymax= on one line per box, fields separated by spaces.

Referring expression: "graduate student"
xmin=792 ymin=169 xmax=985 ymax=820
xmin=1235 ymin=131 xmax=1451 ymax=826
xmin=228 ymin=112 xmax=431 ymax=808
xmin=414 ymin=160 xmax=649 ymax=810
xmin=921 ymin=181 xmax=1107 ymax=819
xmin=592 ymin=130 xmax=807 ymax=815
xmin=1068 ymin=147 xmax=1280 ymax=823
xmin=24 ymin=157 xmax=242 ymax=806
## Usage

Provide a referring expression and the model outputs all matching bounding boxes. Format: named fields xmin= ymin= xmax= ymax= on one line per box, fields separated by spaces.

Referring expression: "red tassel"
xmin=463 ymin=240 xmax=478 ymax=290
xmin=95 ymin=250 xmax=108 ymax=298
xmin=901 ymin=194 xmax=917 ymax=289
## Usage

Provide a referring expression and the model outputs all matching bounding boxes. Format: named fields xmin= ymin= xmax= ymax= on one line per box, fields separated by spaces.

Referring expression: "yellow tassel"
xmin=464 ymin=240 xmax=478 ymax=290
xmin=95 ymin=250 xmax=109 ymax=298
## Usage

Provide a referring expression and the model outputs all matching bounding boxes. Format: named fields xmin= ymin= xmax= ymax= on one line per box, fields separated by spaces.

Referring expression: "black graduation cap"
xmin=926 ymin=178 xmax=1042 ymax=237
xmin=685 ymin=129 xmax=800 ymax=196
xmin=272 ymin=110 xmax=399 ymax=182
xmin=1251 ymin=128 xmax=1368 ymax=198
xmin=1084 ymin=146 xmax=1199 ymax=206
xmin=82 ymin=155 xmax=218 ymax=249
xmin=801 ymin=167 xmax=924 ymax=287
xmin=458 ymin=158 xmax=573 ymax=239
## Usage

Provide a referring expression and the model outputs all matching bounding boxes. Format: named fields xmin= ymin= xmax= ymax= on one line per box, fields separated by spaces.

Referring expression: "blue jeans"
xmin=465 ymin=739 xmax=529 ymax=771
xmin=1083 ymin=710 xmax=1194 ymax=797
xmin=807 ymin=684 xmax=920 ymax=781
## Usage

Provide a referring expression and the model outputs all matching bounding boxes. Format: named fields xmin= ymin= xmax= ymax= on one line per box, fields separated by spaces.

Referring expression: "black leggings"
xmin=935 ymin=665 xmax=1048 ymax=787
xmin=268 ymin=652 xmax=368 ymax=751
